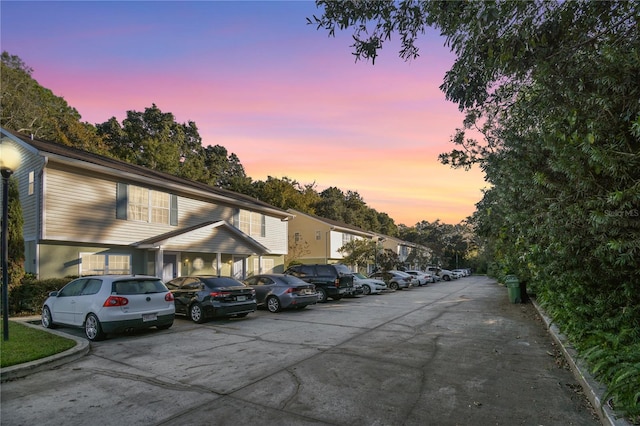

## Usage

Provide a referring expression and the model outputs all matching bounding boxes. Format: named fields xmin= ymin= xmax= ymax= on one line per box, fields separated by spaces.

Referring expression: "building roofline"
xmin=1 ymin=128 xmax=294 ymax=220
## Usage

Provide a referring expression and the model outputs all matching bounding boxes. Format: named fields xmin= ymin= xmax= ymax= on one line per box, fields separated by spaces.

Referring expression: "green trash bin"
xmin=505 ymin=275 xmax=521 ymax=304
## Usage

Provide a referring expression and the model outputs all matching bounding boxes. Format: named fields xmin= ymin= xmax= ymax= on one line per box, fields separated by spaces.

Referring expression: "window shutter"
xmin=116 ymin=183 xmax=128 ymax=219
xmin=170 ymin=194 xmax=178 ymax=226
xmin=261 ymin=214 xmax=266 ymax=237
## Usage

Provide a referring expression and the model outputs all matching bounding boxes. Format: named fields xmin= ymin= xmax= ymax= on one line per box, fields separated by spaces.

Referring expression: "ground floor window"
xmin=80 ymin=253 xmax=132 ymax=275
xmin=253 ymin=258 xmax=274 ymax=274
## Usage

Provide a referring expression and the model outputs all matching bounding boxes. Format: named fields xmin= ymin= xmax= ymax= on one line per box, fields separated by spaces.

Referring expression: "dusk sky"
xmin=1 ymin=1 xmax=487 ymax=226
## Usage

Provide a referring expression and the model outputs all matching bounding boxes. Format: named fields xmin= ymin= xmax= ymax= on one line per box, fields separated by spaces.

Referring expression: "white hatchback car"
xmin=41 ymin=275 xmax=175 ymax=341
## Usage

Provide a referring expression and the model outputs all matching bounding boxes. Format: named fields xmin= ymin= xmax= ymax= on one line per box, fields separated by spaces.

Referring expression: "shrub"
xmin=8 ymin=277 xmax=74 ymax=316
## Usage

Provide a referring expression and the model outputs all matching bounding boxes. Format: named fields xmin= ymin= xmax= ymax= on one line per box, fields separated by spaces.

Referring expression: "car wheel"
xmin=362 ymin=285 xmax=371 ymax=295
xmin=443 ymin=275 xmax=451 ymax=281
xmin=267 ymin=296 xmax=282 ymax=313
xmin=389 ymin=282 xmax=399 ymax=291
xmin=190 ymin=303 xmax=205 ymax=323
xmin=85 ymin=313 xmax=106 ymax=341
xmin=316 ymin=288 xmax=328 ymax=303
xmin=157 ymin=322 xmax=173 ymax=330
xmin=41 ymin=306 xmax=55 ymax=329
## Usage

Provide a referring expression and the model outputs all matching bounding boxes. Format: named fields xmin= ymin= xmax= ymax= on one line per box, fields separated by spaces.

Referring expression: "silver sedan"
xmin=244 ymin=274 xmax=317 ymax=312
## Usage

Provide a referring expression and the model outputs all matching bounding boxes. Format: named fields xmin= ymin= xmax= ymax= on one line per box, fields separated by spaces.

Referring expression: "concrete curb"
xmin=1 ymin=317 xmax=89 ymax=383
xmin=530 ymin=298 xmax=632 ymax=426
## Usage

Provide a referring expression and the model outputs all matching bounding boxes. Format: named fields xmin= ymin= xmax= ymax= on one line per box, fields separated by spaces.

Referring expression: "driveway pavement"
xmin=1 ymin=276 xmax=603 ymax=425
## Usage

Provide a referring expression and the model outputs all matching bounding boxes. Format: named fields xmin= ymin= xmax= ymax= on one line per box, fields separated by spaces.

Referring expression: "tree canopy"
xmin=0 ymin=52 xmax=108 ymax=153
xmin=1 ymin=51 xmax=409 ymax=236
xmin=310 ymin=0 xmax=640 ymax=418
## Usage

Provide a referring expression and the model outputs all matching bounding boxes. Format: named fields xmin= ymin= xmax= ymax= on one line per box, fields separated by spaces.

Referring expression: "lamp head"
xmin=0 ymin=143 xmax=21 ymax=174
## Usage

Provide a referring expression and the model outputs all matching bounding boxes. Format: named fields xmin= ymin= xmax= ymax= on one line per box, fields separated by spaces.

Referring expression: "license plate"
xmin=236 ymin=295 xmax=247 ymax=301
xmin=142 ymin=313 xmax=157 ymax=322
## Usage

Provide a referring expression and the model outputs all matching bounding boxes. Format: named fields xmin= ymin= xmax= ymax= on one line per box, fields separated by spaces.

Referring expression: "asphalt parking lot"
xmin=1 ymin=276 xmax=600 ymax=426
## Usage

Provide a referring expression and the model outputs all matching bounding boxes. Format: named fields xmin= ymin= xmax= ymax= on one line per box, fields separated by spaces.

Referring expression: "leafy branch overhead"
xmin=310 ymin=0 xmax=639 ymax=419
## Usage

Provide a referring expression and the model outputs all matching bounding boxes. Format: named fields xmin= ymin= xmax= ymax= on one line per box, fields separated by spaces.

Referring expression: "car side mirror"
xmin=49 ymin=291 xmax=59 ymax=297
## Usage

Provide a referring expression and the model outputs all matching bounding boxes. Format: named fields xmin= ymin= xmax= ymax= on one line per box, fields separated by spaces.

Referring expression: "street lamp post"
xmin=1 ymin=142 xmax=21 ymax=341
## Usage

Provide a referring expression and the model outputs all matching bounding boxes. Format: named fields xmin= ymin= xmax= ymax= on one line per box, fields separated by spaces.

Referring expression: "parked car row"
xmin=41 ymin=266 xmax=470 ymax=341
xmin=452 ymin=269 xmax=472 ymax=278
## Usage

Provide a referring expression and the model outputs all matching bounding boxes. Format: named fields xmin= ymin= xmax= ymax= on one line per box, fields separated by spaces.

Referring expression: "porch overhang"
xmin=132 ymin=220 xmax=270 ymax=255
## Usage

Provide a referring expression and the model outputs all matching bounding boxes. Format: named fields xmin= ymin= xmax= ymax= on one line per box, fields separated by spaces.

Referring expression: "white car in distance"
xmin=352 ymin=272 xmax=389 ymax=295
xmin=403 ymin=270 xmax=432 ymax=286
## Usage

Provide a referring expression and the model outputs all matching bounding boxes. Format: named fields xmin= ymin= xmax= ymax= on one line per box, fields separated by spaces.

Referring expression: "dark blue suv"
xmin=283 ymin=264 xmax=354 ymax=303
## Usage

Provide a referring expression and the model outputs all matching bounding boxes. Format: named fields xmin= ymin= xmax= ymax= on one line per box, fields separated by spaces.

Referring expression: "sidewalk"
xmin=530 ymin=298 xmax=632 ymax=426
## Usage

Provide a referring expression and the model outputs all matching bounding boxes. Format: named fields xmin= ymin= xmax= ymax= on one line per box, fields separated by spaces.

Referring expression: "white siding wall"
xmin=164 ymin=227 xmax=254 ymax=254
xmin=256 ymin=215 xmax=287 ymax=254
xmin=4 ymin=142 xmax=42 ymax=241
xmin=42 ymin=164 xmax=287 ymax=253
xmin=43 ymin=166 xmax=177 ymax=244
xmin=176 ymin=196 xmax=233 ymax=227
xmin=328 ymin=231 xmax=342 ymax=259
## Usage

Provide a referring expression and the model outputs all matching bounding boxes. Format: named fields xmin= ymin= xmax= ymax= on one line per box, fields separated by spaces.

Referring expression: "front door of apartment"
xmin=163 ymin=254 xmax=177 ymax=282
xmin=233 ymin=257 xmax=244 ymax=280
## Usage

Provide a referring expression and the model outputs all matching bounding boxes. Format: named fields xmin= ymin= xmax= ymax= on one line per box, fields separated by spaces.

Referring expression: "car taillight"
xmin=334 ymin=278 xmax=340 ymax=288
xmin=165 ymin=292 xmax=174 ymax=302
xmin=285 ymin=287 xmax=295 ymax=294
xmin=103 ymin=296 xmax=128 ymax=307
xmin=210 ymin=291 xmax=231 ymax=298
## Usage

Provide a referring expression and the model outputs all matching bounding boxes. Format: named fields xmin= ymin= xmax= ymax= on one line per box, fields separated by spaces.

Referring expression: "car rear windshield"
xmin=113 ymin=279 xmax=167 ymax=295
xmin=201 ymin=277 xmax=245 ymax=288
xmin=333 ymin=264 xmax=353 ymax=275
xmin=279 ymin=275 xmax=308 ymax=285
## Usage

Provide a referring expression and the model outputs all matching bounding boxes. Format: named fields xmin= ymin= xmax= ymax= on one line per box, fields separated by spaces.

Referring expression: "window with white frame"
xmin=128 ymin=185 xmax=170 ymax=224
xmin=315 ymin=230 xmax=321 ymax=240
xmin=238 ymin=210 xmax=251 ymax=234
xmin=28 ymin=171 xmax=34 ymax=195
xmin=80 ymin=253 xmax=132 ymax=275
xmin=252 ymin=258 xmax=275 ymax=274
xmin=237 ymin=209 xmax=265 ymax=237
xmin=263 ymin=258 xmax=274 ymax=273
xmin=342 ymin=233 xmax=355 ymax=245
xmin=117 ymin=183 xmax=176 ymax=225
xmin=151 ymin=190 xmax=170 ymax=223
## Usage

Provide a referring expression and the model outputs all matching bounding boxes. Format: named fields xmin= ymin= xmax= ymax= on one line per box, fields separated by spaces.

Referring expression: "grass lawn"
xmin=0 ymin=320 xmax=76 ymax=368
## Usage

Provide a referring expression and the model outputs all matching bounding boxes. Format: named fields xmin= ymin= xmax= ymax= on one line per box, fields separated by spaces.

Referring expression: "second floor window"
xmin=28 ymin=171 xmax=35 ymax=195
xmin=342 ymin=233 xmax=355 ymax=245
xmin=237 ymin=209 xmax=265 ymax=237
xmin=128 ymin=185 xmax=170 ymax=224
xmin=116 ymin=183 xmax=177 ymax=225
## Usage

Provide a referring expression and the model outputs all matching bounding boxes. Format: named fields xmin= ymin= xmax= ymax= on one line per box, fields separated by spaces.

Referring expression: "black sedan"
xmin=166 ymin=276 xmax=256 ymax=323
xmin=243 ymin=274 xmax=317 ymax=313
